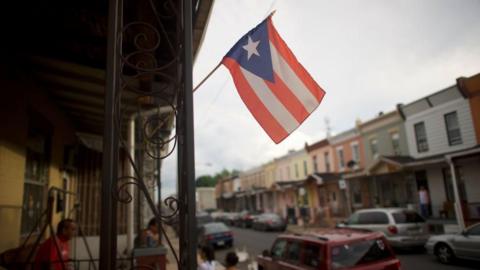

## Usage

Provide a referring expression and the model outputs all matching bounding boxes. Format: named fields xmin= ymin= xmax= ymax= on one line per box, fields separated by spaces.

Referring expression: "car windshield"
xmin=204 ymin=223 xmax=229 ymax=234
xmin=330 ymin=238 xmax=393 ymax=269
xmin=392 ymin=211 xmax=425 ymax=224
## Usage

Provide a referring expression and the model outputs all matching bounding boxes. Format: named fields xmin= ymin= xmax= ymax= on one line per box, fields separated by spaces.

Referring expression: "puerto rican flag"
xmin=222 ymin=16 xmax=325 ymax=144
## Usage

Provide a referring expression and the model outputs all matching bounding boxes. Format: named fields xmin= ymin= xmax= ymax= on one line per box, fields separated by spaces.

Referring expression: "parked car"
xmin=257 ymin=228 xmax=401 ymax=270
xmin=196 ymin=212 xmax=213 ymax=229
xmin=210 ymin=211 xmax=224 ymax=221
xmin=198 ymin=222 xmax=233 ymax=248
xmin=252 ymin=213 xmax=286 ymax=231
xmin=234 ymin=210 xmax=261 ymax=228
xmin=224 ymin=212 xmax=240 ymax=226
xmin=425 ymin=222 xmax=480 ymax=264
xmin=338 ymin=208 xmax=429 ymax=249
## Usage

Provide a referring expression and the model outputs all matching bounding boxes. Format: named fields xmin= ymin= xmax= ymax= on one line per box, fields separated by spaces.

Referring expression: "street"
xmin=213 ymin=227 xmax=479 ymax=270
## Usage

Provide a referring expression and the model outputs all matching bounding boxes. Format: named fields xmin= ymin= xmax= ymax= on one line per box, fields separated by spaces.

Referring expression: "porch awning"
xmin=306 ymin=172 xmax=341 ymax=185
xmin=222 ymin=192 xmax=234 ymax=199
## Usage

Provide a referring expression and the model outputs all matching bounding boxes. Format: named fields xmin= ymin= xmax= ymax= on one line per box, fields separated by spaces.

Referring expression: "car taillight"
xmin=267 ymin=220 xmax=273 ymax=225
xmin=388 ymin=225 xmax=398 ymax=235
xmin=224 ymin=231 xmax=232 ymax=237
xmin=206 ymin=235 xmax=214 ymax=240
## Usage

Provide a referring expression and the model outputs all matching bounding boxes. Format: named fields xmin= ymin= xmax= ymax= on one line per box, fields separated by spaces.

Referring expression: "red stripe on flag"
xmin=267 ymin=18 xmax=325 ymax=103
xmin=265 ymin=72 xmax=309 ymax=123
xmin=222 ymin=57 xmax=289 ymax=143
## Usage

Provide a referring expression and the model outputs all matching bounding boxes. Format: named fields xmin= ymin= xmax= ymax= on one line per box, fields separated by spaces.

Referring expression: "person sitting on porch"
xmin=136 ymin=218 xmax=159 ymax=248
xmin=418 ymin=186 xmax=430 ymax=218
xmin=34 ymin=219 xmax=76 ymax=270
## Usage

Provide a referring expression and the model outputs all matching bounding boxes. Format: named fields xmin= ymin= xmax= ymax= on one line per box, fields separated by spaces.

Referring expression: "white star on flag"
xmin=242 ymin=36 xmax=260 ymax=60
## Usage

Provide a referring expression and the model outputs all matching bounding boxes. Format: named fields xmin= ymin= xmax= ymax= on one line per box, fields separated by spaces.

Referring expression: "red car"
xmin=257 ymin=228 xmax=401 ymax=270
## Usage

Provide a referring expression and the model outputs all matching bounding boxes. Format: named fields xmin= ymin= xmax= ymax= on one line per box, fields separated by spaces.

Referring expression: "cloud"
xmin=160 ymin=0 xmax=480 ymax=195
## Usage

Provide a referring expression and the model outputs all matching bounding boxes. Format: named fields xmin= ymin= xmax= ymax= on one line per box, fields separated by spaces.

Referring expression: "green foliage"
xmin=195 ymin=168 xmax=239 ymax=187
xmin=195 ymin=175 xmax=216 ymax=187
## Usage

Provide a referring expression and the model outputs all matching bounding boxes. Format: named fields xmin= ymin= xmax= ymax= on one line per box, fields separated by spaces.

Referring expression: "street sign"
xmin=339 ymin=179 xmax=347 ymax=190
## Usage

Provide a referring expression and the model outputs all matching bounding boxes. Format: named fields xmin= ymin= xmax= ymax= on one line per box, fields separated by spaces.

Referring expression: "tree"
xmin=195 ymin=168 xmax=240 ymax=187
xmin=195 ymin=175 xmax=216 ymax=187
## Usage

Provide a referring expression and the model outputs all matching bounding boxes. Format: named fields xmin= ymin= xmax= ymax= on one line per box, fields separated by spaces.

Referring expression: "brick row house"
xmin=216 ymin=73 xmax=480 ymax=231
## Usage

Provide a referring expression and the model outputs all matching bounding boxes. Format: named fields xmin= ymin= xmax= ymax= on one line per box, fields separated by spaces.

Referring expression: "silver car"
xmin=425 ymin=223 xmax=480 ymax=264
xmin=338 ymin=208 xmax=430 ymax=248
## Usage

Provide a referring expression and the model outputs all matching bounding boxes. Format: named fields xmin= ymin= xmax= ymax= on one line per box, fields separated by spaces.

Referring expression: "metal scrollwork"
xmin=112 ymin=0 xmax=182 ymax=267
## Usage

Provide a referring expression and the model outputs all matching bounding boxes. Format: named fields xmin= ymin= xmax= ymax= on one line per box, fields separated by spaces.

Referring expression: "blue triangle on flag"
xmin=225 ymin=20 xmax=275 ymax=83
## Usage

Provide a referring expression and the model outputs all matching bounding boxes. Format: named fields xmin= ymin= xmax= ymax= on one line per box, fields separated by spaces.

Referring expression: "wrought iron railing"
xmin=102 ymin=0 xmax=196 ymax=269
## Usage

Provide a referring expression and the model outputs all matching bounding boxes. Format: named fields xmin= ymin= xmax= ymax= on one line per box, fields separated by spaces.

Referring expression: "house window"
xmin=324 ymin=152 xmax=330 ymax=172
xmin=370 ymin=138 xmax=378 ymax=157
xmin=312 ymin=155 xmax=318 ymax=173
xmin=391 ymin=132 xmax=401 ymax=155
xmin=337 ymin=148 xmax=345 ymax=170
xmin=303 ymin=160 xmax=308 ymax=176
xmin=287 ymin=167 xmax=291 ymax=179
xmin=414 ymin=122 xmax=429 ymax=153
xmin=295 ymin=164 xmax=299 ymax=178
xmin=21 ymin=115 xmax=52 ymax=235
xmin=351 ymin=143 xmax=360 ymax=163
xmin=444 ymin=112 xmax=462 ymax=146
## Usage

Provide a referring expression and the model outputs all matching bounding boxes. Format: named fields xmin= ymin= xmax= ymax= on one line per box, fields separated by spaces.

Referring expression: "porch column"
xmin=447 ymin=157 xmax=465 ymax=230
xmin=100 ymin=0 xmax=121 ymax=267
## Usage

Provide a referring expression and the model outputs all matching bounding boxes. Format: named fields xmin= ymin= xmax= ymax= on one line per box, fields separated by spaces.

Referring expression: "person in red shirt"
xmin=34 ymin=219 xmax=76 ymax=270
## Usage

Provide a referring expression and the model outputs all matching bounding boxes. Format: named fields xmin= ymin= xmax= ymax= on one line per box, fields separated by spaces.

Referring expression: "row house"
xmin=347 ymin=111 xmax=413 ymax=211
xmin=216 ymin=73 xmax=480 ymax=231
xmin=215 ymin=176 xmax=236 ymax=212
xmin=238 ymin=166 xmax=265 ymax=212
xmin=304 ymin=139 xmax=345 ymax=226
xmin=271 ymin=149 xmax=311 ymax=223
xmin=397 ymin=77 xmax=480 ymax=229
xmin=261 ymin=161 xmax=277 ymax=213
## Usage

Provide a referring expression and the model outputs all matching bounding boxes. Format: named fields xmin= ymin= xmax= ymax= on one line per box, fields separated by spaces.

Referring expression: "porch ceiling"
xmin=10 ymin=0 xmax=214 ymax=137
xmin=31 ymin=57 xmax=175 ymax=136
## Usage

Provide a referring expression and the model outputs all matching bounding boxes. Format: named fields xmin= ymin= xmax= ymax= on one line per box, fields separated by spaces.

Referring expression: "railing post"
xmin=178 ymin=0 xmax=196 ymax=268
xmin=100 ymin=0 xmax=122 ymax=268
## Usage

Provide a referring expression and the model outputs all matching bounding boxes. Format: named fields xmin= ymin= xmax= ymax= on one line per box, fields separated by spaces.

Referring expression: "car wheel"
xmin=435 ymin=243 xmax=455 ymax=264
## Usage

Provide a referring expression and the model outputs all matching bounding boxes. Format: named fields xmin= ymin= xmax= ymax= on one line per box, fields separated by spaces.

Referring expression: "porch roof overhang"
xmin=31 ymin=56 xmax=175 ymax=137
xmin=445 ymin=145 xmax=480 ymax=162
xmin=306 ymin=173 xmax=341 ymax=185
xmin=16 ymin=0 xmax=214 ymax=142
xmin=274 ymin=180 xmax=305 ymax=190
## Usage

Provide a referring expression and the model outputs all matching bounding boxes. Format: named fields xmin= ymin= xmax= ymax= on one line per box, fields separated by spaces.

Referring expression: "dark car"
xmin=233 ymin=210 xmax=260 ymax=228
xmin=257 ymin=229 xmax=401 ymax=270
xmin=198 ymin=222 xmax=233 ymax=248
xmin=252 ymin=213 xmax=286 ymax=231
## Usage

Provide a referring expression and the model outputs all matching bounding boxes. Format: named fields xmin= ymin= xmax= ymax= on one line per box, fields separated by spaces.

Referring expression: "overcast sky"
xmin=160 ymin=0 xmax=480 ymax=197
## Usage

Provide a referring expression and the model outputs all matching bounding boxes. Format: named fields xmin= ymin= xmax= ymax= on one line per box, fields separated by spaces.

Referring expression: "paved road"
xmin=213 ymin=227 xmax=478 ymax=270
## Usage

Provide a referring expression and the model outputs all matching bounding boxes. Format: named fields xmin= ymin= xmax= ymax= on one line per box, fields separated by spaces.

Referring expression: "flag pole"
xmin=193 ymin=62 xmax=221 ymax=92
xmin=193 ymin=10 xmax=276 ymax=93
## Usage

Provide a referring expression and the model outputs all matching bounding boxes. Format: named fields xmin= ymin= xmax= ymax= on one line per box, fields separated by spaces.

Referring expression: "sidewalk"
xmin=164 ymin=225 xmax=180 ymax=270
xmin=286 ymin=222 xmax=336 ymax=234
